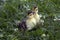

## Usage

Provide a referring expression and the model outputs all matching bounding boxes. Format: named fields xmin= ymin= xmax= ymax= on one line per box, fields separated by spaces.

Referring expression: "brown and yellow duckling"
xmin=18 ymin=10 xmax=36 ymax=31
xmin=32 ymin=6 xmax=40 ymax=24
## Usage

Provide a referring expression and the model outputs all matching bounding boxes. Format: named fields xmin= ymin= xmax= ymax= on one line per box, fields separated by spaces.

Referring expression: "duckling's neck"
xmin=34 ymin=13 xmax=39 ymax=16
xmin=27 ymin=16 xmax=33 ymax=20
xmin=29 ymin=17 xmax=34 ymax=20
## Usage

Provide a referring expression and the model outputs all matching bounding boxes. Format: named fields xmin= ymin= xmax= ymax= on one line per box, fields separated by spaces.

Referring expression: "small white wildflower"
xmin=41 ymin=34 xmax=46 ymax=37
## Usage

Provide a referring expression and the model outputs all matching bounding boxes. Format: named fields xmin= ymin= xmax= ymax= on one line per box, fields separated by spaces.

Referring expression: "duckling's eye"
xmin=33 ymin=13 xmax=35 ymax=14
xmin=29 ymin=13 xmax=33 ymax=16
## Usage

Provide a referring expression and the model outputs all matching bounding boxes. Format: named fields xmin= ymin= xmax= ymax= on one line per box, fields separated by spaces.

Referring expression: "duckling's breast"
xmin=34 ymin=14 xmax=40 ymax=23
xmin=26 ymin=18 xmax=36 ymax=30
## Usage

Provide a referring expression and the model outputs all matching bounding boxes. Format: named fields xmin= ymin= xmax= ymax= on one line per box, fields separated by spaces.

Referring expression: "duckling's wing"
xmin=18 ymin=19 xmax=27 ymax=31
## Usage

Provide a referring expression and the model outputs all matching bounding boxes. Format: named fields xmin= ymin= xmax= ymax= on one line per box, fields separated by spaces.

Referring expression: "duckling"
xmin=26 ymin=10 xmax=36 ymax=30
xmin=32 ymin=6 xmax=40 ymax=24
xmin=18 ymin=10 xmax=36 ymax=31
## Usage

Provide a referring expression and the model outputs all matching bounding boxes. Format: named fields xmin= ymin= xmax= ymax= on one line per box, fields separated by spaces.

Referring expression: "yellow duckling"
xmin=18 ymin=10 xmax=36 ymax=31
xmin=26 ymin=10 xmax=36 ymax=30
xmin=32 ymin=6 xmax=40 ymax=24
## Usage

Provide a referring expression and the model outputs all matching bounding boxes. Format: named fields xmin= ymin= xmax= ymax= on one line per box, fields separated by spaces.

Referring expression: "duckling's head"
xmin=32 ymin=6 xmax=38 ymax=13
xmin=27 ymin=10 xmax=34 ymax=19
